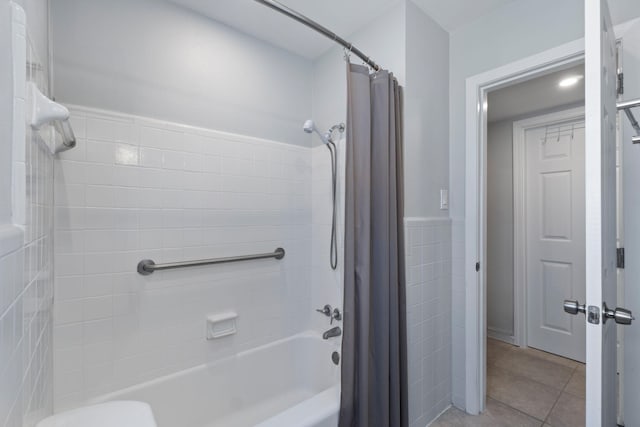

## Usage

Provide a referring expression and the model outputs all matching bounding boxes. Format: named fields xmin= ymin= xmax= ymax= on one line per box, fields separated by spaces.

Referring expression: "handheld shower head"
xmin=302 ymin=119 xmax=342 ymax=270
xmin=303 ymin=119 xmax=315 ymax=134
xmin=303 ymin=119 xmax=330 ymax=144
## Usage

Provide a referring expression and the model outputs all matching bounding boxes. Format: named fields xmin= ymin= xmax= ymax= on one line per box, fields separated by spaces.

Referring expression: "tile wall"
xmin=451 ymin=218 xmax=465 ymax=408
xmin=52 ymin=106 xmax=313 ymax=410
xmin=405 ymin=217 xmax=452 ymax=427
xmin=0 ymin=4 xmax=55 ymax=427
xmin=310 ymin=139 xmax=345 ymax=329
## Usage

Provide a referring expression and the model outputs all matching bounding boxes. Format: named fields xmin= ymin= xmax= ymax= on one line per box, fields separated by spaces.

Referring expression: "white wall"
xmin=52 ymin=106 xmax=313 ymax=410
xmin=312 ymin=0 xmax=450 ymax=219
xmin=405 ymin=0 xmax=449 ymax=218
xmin=486 ymin=120 xmax=514 ymax=339
xmin=51 ymin=0 xmax=313 ymax=147
xmin=1 ymin=3 xmax=55 ymax=427
xmin=311 ymin=1 xmax=406 ymax=140
xmin=448 ymin=0 xmax=585 ymax=408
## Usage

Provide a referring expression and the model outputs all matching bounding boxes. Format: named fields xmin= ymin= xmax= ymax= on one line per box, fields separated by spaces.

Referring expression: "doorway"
xmin=484 ymin=65 xmax=586 ymax=424
xmin=461 ymin=12 xmax=639 ymax=425
xmin=512 ymin=108 xmax=586 ymax=362
xmin=485 ymin=65 xmax=587 ymax=358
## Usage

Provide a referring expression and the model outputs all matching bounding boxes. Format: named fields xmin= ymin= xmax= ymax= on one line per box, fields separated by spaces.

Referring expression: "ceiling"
xmin=168 ymin=0 xmax=640 ymax=60
xmin=487 ymin=64 xmax=585 ymax=123
xmin=410 ymin=0 xmax=515 ymax=32
xmin=167 ymin=0 xmax=400 ymax=59
xmin=167 ymin=0 xmax=523 ymax=59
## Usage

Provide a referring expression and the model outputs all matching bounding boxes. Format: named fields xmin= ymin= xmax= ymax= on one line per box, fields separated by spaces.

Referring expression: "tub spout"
xmin=322 ymin=326 xmax=342 ymax=339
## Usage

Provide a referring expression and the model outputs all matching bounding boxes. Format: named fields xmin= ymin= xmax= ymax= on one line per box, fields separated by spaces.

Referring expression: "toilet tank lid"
xmin=36 ymin=401 xmax=157 ymax=427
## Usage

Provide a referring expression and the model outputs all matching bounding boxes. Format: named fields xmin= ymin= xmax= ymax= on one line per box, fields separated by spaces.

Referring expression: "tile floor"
xmin=432 ymin=338 xmax=585 ymax=427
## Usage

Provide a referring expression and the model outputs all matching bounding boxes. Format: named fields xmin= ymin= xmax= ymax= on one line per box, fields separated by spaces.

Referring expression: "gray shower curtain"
xmin=339 ymin=62 xmax=408 ymax=427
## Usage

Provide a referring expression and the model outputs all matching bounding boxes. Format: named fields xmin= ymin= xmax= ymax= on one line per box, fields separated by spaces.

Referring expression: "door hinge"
xmin=618 ymin=72 xmax=624 ymax=95
xmin=617 ymin=247 xmax=625 ymax=269
xmin=475 ymin=262 xmax=480 ymax=272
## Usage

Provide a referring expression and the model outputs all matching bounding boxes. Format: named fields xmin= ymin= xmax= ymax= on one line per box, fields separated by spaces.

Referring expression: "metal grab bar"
xmin=137 ymin=247 xmax=285 ymax=275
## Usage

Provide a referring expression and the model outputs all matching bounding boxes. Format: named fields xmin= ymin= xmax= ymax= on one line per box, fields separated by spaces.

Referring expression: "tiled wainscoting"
xmin=405 ymin=217 xmax=452 ymax=427
xmin=0 ymin=5 xmax=55 ymax=427
xmin=52 ymin=106 xmax=313 ymax=410
xmin=450 ymin=217 xmax=465 ymax=408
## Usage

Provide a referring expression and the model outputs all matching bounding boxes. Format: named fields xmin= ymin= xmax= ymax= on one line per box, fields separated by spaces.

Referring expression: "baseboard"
xmin=487 ymin=328 xmax=516 ymax=345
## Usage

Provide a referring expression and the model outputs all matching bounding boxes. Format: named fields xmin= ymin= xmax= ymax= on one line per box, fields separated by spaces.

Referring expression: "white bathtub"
xmin=91 ymin=332 xmax=340 ymax=427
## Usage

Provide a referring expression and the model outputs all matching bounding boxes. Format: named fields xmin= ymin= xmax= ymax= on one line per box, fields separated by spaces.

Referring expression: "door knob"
xmin=603 ymin=302 xmax=635 ymax=325
xmin=564 ymin=300 xmax=586 ymax=315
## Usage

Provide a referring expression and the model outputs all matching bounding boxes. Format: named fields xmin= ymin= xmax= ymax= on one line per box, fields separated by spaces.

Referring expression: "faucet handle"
xmin=316 ymin=304 xmax=332 ymax=317
xmin=331 ymin=308 xmax=342 ymax=324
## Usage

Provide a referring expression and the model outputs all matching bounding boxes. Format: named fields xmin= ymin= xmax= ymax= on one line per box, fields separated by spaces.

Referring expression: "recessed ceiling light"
xmin=559 ymin=75 xmax=583 ymax=88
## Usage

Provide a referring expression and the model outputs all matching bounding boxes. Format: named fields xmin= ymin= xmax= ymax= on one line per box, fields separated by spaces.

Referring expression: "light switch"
xmin=440 ymin=189 xmax=449 ymax=210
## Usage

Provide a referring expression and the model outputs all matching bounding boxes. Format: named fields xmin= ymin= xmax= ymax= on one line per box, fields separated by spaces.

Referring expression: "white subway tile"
xmin=162 ymin=150 xmax=185 ymax=170
xmin=54 ymin=276 xmax=84 ymax=301
xmin=54 ymin=324 xmax=83 ymax=349
xmin=86 ymin=118 xmax=117 ymax=141
xmin=54 ymin=347 xmax=83 ymax=374
xmin=52 ymin=107 xmax=317 ymax=407
xmin=140 ymin=147 xmax=164 ymax=169
xmin=85 ymin=185 xmax=114 ymax=208
xmin=82 ymin=296 xmax=113 ymax=321
xmin=54 ymin=300 xmax=83 ymax=325
xmin=86 ymin=140 xmax=116 ymax=164
xmin=84 ymin=208 xmax=115 ymax=229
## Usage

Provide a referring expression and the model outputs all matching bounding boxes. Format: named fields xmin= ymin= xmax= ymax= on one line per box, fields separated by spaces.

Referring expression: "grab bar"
xmin=137 ymin=247 xmax=285 ymax=275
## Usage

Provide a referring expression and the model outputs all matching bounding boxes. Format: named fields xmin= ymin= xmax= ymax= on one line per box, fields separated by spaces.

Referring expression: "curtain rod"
xmin=253 ymin=0 xmax=382 ymax=71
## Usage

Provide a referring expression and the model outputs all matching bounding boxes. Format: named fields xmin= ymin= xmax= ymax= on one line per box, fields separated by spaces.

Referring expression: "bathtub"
xmin=91 ymin=332 xmax=340 ymax=427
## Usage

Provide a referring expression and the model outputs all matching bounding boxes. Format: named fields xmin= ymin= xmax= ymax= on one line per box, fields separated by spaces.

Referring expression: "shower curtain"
xmin=339 ymin=62 xmax=408 ymax=427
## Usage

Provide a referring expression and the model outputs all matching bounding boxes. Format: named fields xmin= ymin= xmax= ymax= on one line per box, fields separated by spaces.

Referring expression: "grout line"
xmin=487 ymin=343 xmax=573 ymax=425
xmin=542 ymin=387 xmax=566 ymax=427
xmin=491 ymin=396 xmax=548 ymax=424
xmin=444 ymin=342 xmax=583 ymax=427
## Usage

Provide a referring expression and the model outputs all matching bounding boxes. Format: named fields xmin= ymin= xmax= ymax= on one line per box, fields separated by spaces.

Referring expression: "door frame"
xmin=512 ymin=106 xmax=586 ymax=350
xmin=464 ymin=39 xmax=585 ymax=415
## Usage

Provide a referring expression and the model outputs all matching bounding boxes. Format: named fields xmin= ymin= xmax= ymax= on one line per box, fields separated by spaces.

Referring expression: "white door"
xmin=526 ymin=117 xmax=586 ymax=362
xmin=584 ymin=0 xmax=618 ymax=425
xmin=619 ymin=13 xmax=640 ymax=427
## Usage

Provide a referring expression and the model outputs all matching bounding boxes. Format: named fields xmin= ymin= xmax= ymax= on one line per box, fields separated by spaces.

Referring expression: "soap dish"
xmin=206 ymin=312 xmax=238 ymax=340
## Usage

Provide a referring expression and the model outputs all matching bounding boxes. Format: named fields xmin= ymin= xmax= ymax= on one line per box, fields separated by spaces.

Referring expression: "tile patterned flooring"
xmin=432 ymin=339 xmax=585 ymax=427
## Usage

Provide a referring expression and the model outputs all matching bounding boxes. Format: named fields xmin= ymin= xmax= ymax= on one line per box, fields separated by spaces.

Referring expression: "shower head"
xmin=303 ymin=119 xmax=330 ymax=144
xmin=303 ymin=119 xmax=315 ymax=134
xmin=303 ymin=119 xmax=345 ymax=145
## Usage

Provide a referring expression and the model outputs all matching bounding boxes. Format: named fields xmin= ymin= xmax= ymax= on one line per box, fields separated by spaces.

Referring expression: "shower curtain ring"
xmin=343 ymin=45 xmax=353 ymax=62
